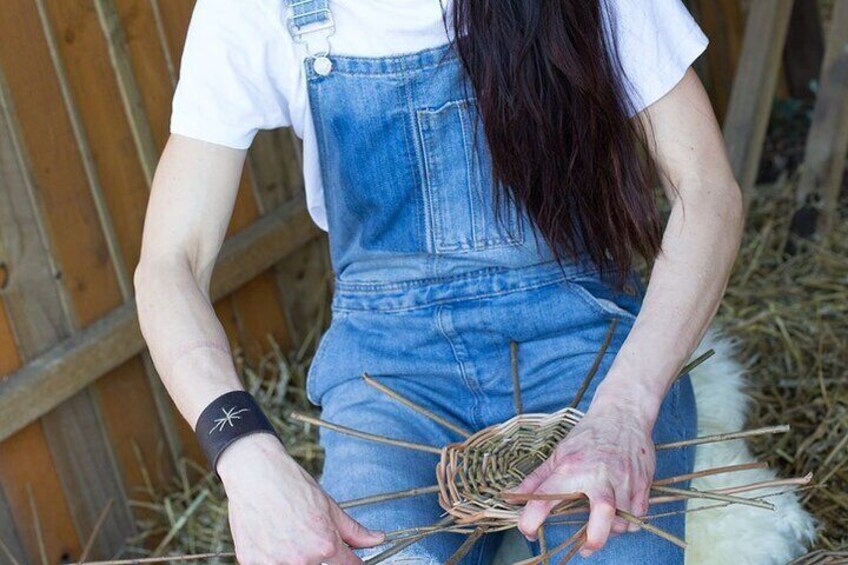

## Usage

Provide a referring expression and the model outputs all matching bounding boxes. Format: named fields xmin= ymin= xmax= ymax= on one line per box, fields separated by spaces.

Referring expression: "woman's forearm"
xmin=134 ymin=254 xmax=242 ymax=430
xmin=592 ymin=180 xmax=745 ymax=425
xmin=134 ymin=135 xmax=249 ymax=432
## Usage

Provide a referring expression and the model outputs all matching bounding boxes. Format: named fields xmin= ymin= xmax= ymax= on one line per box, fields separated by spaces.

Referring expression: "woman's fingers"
xmin=329 ymin=499 xmax=386 ymax=548
xmin=517 ymin=498 xmax=557 ymax=541
xmin=610 ymin=476 xmax=632 ymax=534
xmin=323 ymin=542 xmax=365 ymax=565
xmin=515 ymin=469 xmax=574 ymax=540
xmin=516 ymin=470 xmax=584 ymax=541
xmin=628 ymin=485 xmax=650 ymax=533
xmin=581 ymin=488 xmax=618 ymax=558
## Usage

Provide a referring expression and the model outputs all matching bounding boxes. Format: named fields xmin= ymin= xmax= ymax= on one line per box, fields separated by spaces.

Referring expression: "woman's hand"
xmin=505 ymin=393 xmax=656 ymax=558
xmin=218 ymin=433 xmax=385 ymax=565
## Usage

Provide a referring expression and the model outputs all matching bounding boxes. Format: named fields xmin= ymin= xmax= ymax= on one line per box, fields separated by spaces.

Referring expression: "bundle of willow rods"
xmin=286 ymin=331 xmax=810 ymax=564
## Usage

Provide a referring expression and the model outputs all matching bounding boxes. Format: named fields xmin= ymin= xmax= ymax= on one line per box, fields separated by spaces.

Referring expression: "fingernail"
xmin=580 ymin=549 xmax=594 ymax=558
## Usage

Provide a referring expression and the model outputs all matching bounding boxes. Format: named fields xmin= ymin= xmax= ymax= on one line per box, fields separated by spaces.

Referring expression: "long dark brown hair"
xmin=447 ymin=1 xmax=664 ymax=281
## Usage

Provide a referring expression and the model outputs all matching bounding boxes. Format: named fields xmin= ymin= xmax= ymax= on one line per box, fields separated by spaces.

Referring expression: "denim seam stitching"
xmin=416 ymin=108 xmax=440 ymax=253
xmin=399 ymin=63 xmax=428 ymax=257
xmin=319 ymin=46 xmax=458 ymax=77
xmin=333 ymin=260 xmax=593 ymax=292
xmin=333 ymin=275 xmax=573 ymax=314
xmin=435 ymin=305 xmax=485 ymax=430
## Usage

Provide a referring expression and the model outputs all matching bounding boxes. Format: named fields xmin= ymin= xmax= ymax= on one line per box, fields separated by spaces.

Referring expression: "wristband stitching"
xmin=195 ymin=390 xmax=282 ymax=479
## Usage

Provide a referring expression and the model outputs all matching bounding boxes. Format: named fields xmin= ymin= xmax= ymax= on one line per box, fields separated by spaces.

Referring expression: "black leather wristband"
xmin=194 ymin=390 xmax=282 ymax=479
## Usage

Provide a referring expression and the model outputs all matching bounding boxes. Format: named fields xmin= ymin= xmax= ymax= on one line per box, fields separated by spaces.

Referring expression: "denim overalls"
xmin=286 ymin=2 xmax=697 ymax=563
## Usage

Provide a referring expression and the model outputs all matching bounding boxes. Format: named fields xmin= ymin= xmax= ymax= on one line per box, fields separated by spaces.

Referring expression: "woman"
xmin=135 ymin=0 xmax=744 ymax=563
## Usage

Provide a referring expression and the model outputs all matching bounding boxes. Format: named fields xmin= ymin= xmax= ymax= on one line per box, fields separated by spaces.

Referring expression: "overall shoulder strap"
xmin=285 ymin=0 xmax=333 ymax=41
xmin=283 ymin=0 xmax=335 ymax=74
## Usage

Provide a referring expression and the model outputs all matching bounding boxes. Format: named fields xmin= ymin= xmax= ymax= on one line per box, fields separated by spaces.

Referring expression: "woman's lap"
xmin=311 ymin=282 xmax=698 ymax=564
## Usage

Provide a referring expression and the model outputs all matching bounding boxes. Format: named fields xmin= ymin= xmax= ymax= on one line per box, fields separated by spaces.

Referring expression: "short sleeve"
xmin=603 ymin=0 xmax=709 ymax=115
xmin=170 ymin=0 xmax=292 ymax=149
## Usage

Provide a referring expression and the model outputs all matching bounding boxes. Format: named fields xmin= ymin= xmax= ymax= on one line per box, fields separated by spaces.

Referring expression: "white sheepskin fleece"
xmin=684 ymin=325 xmax=817 ymax=565
xmin=494 ymin=324 xmax=817 ymax=565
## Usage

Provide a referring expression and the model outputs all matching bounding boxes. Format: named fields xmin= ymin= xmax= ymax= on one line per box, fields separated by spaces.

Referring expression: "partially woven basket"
xmin=437 ymin=406 xmax=584 ymax=528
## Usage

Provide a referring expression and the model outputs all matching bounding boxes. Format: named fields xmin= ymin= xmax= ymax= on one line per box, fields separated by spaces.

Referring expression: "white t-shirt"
xmin=170 ymin=0 xmax=709 ymax=232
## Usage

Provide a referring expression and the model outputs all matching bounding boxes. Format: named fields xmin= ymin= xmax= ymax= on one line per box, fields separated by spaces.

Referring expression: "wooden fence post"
xmin=686 ymin=0 xmax=746 ymax=123
xmin=791 ymin=0 xmax=848 ymax=239
xmin=783 ymin=1 xmax=825 ymax=100
xmin=93 ymin=0 xmax=185 ymax=470
xmin=722 ymin=0 xmax=794 ymax=202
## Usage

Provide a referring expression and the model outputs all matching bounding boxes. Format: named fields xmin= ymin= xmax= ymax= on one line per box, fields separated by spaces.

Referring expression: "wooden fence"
xmin=0 ymin=0 xmax=845 ymax=562
xmin=0 ymin=1 xmax=328 ymax=561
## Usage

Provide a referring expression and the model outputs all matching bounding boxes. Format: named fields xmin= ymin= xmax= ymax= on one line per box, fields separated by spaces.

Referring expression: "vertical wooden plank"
xmin=687 ymin=0 xmax=746 ymax=122
xmin=0 ymin=66 xmax=116 ymax=561
xmin=151 ymin=0 xmax=194 ymax=69
xmin=0 ymin=111 xmax=36 ymax=565
xmin=94 ymin=0 xmax=159 ymax=185
xmin=0 ymin=426 xmax=83 ymax=564
xmin=92 ymin=0 xmax=186 ymax=472
xmin=722 ymin=0 xmax=794 ymax=200
xmin=791 ymin=0 xmax=848 ymax=238
xmin=783 ymin=1 xmax=825 ymax=100
xmin=0 ymin=0 xmax=137 ymax=558
xmin=114 ymin=0 xmax=178 ymax=151
xmin=39 ymin=0 xmax=181 ymax=511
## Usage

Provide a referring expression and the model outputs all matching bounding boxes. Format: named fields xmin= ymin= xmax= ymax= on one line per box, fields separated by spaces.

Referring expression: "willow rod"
xmin=339 ymin=485 xmax=441 ymax=509
xmin=290 ymin=411 xmax=443 ymax=454
xmin=655 ymin=424 xmax=791 ymax=450
xmin=513 ymin=524 xmax=586 ymax=565
xmin=362 ymin=373 xmax=471 ymax=438
xmin=569 ymin=319 xmax=618 ymax=409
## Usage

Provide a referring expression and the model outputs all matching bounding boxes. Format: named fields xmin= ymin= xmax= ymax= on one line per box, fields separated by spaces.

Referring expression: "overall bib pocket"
xmin=415 ymin=98 xmax=524 ymax=254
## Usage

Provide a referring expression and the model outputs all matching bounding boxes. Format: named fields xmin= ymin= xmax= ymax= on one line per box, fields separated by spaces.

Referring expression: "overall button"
xmin=313 ymin=56 xmax=333 ymax=76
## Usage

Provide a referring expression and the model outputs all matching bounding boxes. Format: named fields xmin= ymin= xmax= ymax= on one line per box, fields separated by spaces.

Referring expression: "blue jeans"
xmin=308 ymin=262 xmax=698 ymax=564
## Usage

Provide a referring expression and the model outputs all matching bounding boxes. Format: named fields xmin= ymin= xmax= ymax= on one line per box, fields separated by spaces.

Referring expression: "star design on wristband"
xmin=209 ymin=405 xmax=250 ymax=433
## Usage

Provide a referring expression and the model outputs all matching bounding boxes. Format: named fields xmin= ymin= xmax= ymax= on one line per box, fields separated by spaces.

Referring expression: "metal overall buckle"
xmin=285 ymin=0 xmax=336 ymax=76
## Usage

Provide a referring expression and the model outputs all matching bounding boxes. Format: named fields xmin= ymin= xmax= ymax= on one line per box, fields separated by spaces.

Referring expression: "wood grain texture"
xmin=0 ymin=200 xmax=321 ymax=444
xmin=0 ymin=13 xmax=135 ymax=554
xmin=38 ymin=0 xmax=180 ymax=505
xmin=0 ymin=71 xmax=53 ymax=565
xmin=792 ymin=0 xmax=848 ymax=238
xmin=722 ymin=0 xmax=794 ymax=200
